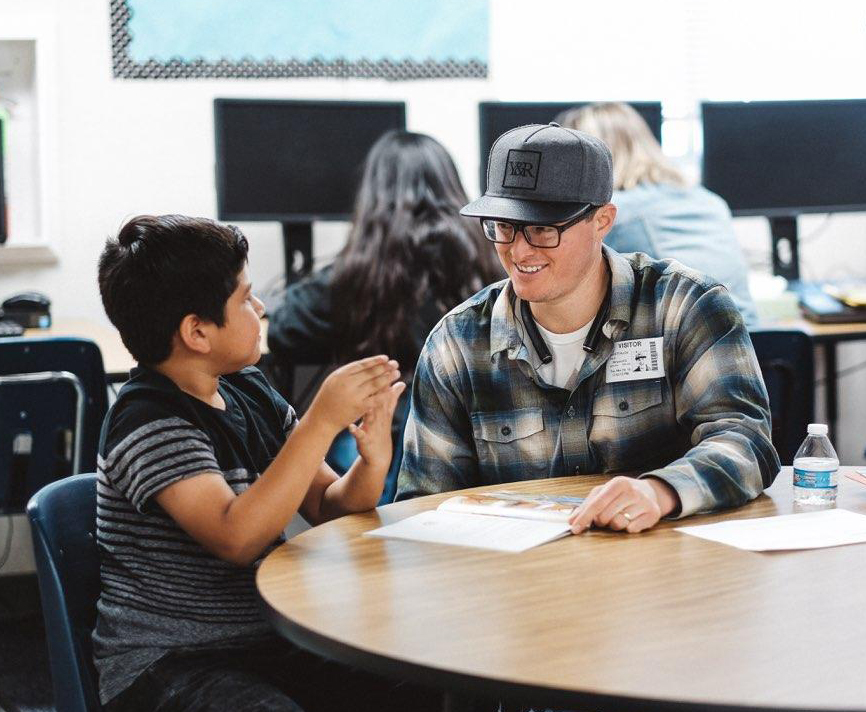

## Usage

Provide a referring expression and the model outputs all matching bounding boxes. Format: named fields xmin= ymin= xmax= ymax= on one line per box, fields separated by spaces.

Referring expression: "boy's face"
xmin=209 ymin=265 xmax=265 ymax=372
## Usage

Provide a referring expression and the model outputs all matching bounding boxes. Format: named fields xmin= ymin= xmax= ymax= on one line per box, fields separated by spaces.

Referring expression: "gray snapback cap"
xmin=461 ymin=123 xmax=613 ymax=223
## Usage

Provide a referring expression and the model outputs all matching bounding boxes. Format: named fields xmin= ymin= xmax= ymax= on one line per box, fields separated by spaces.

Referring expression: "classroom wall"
xmin=1 ymin=0 xmax=865 ymax=462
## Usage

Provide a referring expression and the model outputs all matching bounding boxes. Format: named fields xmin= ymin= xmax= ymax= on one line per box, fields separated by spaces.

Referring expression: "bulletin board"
xmin=110 ymin=0 xmax=488 ymax=80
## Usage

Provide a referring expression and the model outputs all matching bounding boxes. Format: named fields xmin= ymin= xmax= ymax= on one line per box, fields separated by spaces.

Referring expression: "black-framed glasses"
xmin=480 ymin=204 xmax=596 ymax=249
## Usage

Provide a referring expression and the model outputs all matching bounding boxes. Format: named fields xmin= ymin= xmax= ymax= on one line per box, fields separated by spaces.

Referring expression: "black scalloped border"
xmin=110 ymin=0 xmax=488 ymax=80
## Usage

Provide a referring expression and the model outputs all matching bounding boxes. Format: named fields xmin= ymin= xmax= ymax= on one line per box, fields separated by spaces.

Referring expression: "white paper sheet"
xmin=675 ymin=508 xmax=866 ymax=551
xmin=364 ymin=510 xmax=572 ymax=552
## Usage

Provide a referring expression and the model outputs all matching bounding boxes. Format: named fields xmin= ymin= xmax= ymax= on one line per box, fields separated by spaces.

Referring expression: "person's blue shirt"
xmin=606 ymin=182 xmax=758 ymax=328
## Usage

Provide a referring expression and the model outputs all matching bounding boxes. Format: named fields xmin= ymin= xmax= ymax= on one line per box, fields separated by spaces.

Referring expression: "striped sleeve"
xmin=100 ymin=417 xmax=220 ymax=514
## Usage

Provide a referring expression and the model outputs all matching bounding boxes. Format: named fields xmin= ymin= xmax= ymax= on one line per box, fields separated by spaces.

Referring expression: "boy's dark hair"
xmin=98 ymin=215 xmax=249 ymax=365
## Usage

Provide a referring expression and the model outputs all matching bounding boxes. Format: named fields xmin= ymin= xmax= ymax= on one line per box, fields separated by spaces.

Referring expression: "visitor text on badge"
xmin=606 ymin=337 xmax=665 ymax=383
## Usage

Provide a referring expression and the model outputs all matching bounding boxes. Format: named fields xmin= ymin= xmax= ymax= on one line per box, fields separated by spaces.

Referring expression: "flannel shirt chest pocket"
xmin=470 ymin=407 xmax=547 ymax=476
xmin=590 ymin=379 xmax=669 ymax=471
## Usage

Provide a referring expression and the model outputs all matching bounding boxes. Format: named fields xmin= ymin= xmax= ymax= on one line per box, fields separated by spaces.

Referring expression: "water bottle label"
xmin=793 ymin=468 xmax=838 ymax=490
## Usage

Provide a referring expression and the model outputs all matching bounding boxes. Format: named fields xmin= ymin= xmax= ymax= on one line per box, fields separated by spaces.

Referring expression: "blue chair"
xmin=0 ymin=338 xmax=107 ymax=512
xmin=325 ymin=396 xmax=411 ymax=505
xmin=27 ymin=473 xmax=103 ymax=712
xmin=749 ymin=329 xmax=815 ymax=465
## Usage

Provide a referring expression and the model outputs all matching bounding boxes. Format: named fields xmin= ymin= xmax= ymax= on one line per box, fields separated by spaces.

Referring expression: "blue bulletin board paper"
xmin=112 ymin=0 xmax=488 ymax=79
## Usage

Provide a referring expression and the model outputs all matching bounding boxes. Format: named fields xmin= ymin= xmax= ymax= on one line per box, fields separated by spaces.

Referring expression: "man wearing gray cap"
xmin=396 ymin=123 xmax=779 ymax=533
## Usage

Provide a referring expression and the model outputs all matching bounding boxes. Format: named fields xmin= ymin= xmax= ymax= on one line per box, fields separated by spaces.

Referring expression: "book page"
xmin=437 ymin=491 xmax=583 ymax=523
xmin=365 ymin=510 xmax=572 ymax=552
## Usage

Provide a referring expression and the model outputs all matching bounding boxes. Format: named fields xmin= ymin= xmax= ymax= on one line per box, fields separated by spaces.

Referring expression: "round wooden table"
xmin=257 ymin=468 xmax=866 ymax=711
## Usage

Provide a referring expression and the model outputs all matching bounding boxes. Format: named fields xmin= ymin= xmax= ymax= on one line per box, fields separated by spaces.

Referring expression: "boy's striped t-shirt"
xmin=92 ymin=365 xmax=296 ymax=704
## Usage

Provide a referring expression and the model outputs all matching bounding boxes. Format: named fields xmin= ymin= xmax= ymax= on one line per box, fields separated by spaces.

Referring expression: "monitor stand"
xmin=0 ymin=118 xmax=6 ymax=244
xmin=769 ymin=216 xmax=799 ymax=281
xmin=281 ymin=222 xmax=313 ymax=283
xmin=264 ymin=222 xmax=315 ymax=401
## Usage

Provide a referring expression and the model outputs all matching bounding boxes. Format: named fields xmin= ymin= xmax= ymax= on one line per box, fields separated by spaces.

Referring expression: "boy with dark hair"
xmin=94 ymin=215 xmax=426 ymax=712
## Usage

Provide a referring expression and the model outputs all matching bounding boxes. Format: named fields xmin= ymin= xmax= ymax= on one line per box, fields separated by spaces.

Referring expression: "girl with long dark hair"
xmin=330 ymin=130 xmax=502 ymax=368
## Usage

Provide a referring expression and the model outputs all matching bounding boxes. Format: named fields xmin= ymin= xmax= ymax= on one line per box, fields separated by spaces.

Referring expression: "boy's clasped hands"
xmin=307 ymin=355 xmax=405 ymax=470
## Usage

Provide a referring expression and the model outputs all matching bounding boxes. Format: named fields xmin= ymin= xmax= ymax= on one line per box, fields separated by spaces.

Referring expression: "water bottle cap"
xmin=807 ymin=423 xmax=829 ymax=436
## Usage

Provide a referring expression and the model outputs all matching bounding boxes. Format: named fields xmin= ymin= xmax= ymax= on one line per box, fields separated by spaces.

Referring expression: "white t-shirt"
xmin=535 ymin=320 xmax=593 ymax=390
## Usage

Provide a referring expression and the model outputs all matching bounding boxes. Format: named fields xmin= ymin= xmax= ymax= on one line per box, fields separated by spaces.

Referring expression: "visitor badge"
xmin=605 ymin=337 xmax=665 ymax=383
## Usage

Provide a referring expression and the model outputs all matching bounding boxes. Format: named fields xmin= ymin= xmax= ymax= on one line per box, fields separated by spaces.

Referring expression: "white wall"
xmin=1 ymin=0 xmax=865 ymax=461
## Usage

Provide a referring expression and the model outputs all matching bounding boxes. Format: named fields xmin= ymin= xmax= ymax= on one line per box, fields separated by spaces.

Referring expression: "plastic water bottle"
xmin=792 ymin=423 xmax=839 ymax=506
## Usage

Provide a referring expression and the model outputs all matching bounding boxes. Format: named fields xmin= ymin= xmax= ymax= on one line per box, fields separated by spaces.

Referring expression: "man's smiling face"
xmin=494 ymin=210 xmax=610 ymax=309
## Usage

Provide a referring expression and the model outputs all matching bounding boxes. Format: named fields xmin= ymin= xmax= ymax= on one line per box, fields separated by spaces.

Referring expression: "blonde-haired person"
xmin=556 ymin=102 xmax=757 ymax=327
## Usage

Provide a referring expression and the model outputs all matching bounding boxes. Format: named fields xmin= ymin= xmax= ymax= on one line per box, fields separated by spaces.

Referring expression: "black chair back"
xmin=27 ymin=473 xmax=103 ymax=712
xmin=749 ymin=330 xmax=815 ymax=464
xmin=0 ymin=338 xmax=107 ymax=512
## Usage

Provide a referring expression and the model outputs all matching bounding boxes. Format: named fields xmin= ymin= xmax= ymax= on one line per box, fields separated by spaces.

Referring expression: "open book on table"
xmin=365 ymin=491 xmax=585 ymax=553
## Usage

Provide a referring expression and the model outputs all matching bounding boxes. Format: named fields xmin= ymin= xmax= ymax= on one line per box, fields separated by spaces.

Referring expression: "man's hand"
xmin=349 ymin=380 xmax=406 ymax=471
xmin=306 ymin=356 xmax=401 ymax=437
xmin=568 ymin=476 xmax=679 ymax=534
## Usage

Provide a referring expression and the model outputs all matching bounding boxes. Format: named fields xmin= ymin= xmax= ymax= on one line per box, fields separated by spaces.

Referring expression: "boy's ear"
xmin=177 ymin=313 xmax=213 ymax=355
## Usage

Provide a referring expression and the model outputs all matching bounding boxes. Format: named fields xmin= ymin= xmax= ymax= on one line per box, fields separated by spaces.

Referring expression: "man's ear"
xmin=176 ymin=313 xmax=213 ymax=355
xmin=595 ymin=203 xmax=617 ymax=239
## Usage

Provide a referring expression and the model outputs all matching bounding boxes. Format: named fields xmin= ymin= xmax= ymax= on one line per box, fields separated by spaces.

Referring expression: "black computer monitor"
xmin=478 ymin=101 xmax=663 ymax=192
xmin=215 ymin=99 xmax=406 ymax=222
xmin=214 ymin=99 xmax=406 ymax=277
xmin=701 ymin=100 xmax=866 ymax=279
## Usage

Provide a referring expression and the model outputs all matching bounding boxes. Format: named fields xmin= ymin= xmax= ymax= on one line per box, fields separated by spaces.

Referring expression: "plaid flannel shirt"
xmin=396 ymin=246 xmax=780 ymax=517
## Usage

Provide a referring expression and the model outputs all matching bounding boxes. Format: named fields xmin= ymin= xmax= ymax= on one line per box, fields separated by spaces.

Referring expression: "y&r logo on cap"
xmin=502 ymin=149 xmax=541 ymax=190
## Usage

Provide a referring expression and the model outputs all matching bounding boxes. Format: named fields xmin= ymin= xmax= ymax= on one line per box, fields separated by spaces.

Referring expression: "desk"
xmin=258 ymin=468 xmax=866 ymax=712
xmin=764 ymin=317 xmax=866 ymax=437
xmin=22 ymin=318 xmax=272 ymax=382
xmin=24 ymin=318 xmax=135 ymax=380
